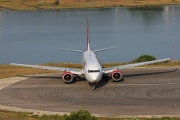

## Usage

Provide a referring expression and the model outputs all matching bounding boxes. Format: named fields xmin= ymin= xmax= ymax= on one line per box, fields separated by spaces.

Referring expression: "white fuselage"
xmin=82 ymin=50 xmax=103 ymax=83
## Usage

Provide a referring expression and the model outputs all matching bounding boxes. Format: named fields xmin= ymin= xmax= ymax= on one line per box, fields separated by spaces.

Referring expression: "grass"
xmin=41 ymin=62 xmax=82 ymax=68
xmin=0 ymin=64 xmax=55 ymax=79
xmin=0 ymin=109 xmax=37 ymax=120
xmin=0 ymin=0 xmax=180 ymax=11
xmin=0 ymin=60 xmax=180 ymax=79
xmin=139 ymin=60 xmax=180 ymax=67
xmin=1 ymin=109 xmax=180 ymax=120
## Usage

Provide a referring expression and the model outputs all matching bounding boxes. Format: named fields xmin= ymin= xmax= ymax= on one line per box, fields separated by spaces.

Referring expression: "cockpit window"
xmin=95 ymin=70 xmax=100 ymax=72
xmin=88 ymin=70 xmax=100 ymax=73
xmin=88 ymin=70 xmax=94 ymax=73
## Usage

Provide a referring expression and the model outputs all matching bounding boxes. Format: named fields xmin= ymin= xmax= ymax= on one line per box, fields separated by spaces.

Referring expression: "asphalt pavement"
xmin=0 ymin=67 xmax=180 ymax=117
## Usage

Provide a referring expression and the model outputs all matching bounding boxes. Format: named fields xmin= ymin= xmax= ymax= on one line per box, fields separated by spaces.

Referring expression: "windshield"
xmin=88 ymin=70 xmax=100 ymax=73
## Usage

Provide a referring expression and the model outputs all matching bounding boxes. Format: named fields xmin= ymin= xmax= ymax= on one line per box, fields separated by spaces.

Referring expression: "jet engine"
xmin=111 ymin=70 xmax=122 ymax=81
xmin=62 ymin=72 xmax=74 ymax=83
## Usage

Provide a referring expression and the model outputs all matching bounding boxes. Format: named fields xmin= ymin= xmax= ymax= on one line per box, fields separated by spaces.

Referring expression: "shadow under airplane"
xmin=21 ymin=67 xmax=178 ymax=89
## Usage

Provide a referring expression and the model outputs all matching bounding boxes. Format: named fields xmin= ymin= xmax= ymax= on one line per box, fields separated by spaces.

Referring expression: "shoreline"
xmin=0 ymin=1 xmax=180 ymax=11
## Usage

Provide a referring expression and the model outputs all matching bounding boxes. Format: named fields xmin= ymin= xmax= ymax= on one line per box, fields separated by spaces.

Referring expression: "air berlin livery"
xmin=10 ymin=17 xmax=171 ymax=90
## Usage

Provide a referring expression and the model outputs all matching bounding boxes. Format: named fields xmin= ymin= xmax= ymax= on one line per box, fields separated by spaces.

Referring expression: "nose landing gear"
xmin=89 ymin=82 xmax=98 ymax=90
xmin=92 ymin=85 xmax=96 ymax=90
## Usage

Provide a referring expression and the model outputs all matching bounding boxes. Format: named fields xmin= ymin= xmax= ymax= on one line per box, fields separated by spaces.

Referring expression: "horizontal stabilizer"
xmin=59 ymin=48 xmax=83 ymax=53
xmin=94 ymin=46 xmax=119 ymax=53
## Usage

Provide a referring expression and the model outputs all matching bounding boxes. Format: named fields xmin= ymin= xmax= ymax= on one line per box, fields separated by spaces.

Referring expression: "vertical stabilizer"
xmin=86 ymin=16 xmax=90 ymax=51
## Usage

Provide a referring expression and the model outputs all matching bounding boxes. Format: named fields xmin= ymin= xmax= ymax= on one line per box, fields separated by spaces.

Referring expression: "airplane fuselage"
xmin=82 ymin=50 xmax=103 ymax=84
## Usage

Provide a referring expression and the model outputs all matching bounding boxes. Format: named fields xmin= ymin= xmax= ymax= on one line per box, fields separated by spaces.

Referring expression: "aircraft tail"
xmin=58 ymin=17 xmax=91 ymax=53
xmin=86 ymin=16 xmax=90 ymax=51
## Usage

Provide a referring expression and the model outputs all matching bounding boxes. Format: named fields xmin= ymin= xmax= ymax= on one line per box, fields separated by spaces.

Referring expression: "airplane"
xmin=10 ymin=17 xmax=172 ymax=90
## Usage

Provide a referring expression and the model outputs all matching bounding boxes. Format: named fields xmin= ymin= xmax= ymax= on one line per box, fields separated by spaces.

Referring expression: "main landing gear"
xmin=75 ymin=75 xmax=81 ymax=81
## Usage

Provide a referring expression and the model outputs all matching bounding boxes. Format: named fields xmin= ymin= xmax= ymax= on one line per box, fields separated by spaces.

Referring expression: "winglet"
xmin=171 ymin=46 xmax=176 ymax=60
xmin=86 ymin=16 xmax=90 ymax=51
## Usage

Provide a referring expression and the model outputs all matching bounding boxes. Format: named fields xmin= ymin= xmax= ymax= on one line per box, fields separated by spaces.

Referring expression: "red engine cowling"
xmin=62 ymin=72 xmax=74 ymax=83
xmin=111 ymin=70 xmax=122 ymax=81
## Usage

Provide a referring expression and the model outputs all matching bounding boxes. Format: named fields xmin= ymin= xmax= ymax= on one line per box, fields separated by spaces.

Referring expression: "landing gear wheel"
xmin=76 ymin=75 xmax=81 ymax=81
xmin=92 ymin=85 xmax=96 ymax=90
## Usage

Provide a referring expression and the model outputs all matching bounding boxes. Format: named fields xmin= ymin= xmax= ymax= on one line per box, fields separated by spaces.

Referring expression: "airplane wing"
xmin=10 ymin=63 xmax=83 ymax=75
xmin=103 ymin=58 xmax=171 ymax=74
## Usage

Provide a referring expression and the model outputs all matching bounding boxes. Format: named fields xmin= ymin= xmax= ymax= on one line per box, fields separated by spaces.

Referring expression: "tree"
xmin=132 ymin=55 xmax=156 ymax=63
xmin=69 ymin=110 xmax=96 ymax=120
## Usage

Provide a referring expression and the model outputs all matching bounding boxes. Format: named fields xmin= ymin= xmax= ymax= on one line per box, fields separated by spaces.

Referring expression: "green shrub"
xmin=39 ymin=114 xmax=64 ymax=120
xmin=69 ymin=110 xmax=96 ymax=120
xmin=39 ymin=110 xmax=96 ymax=120
xmin=62 ymin=114 xmax=69 ymax=120
xmin=133 ymin=55 xmax=156 ymax=63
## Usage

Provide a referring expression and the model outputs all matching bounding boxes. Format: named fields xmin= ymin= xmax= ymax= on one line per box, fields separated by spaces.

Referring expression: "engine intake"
xmin=111 ymin=70 xmax=122 ymax=81
xmin=62 ymin=72 xmax=74 ymax=83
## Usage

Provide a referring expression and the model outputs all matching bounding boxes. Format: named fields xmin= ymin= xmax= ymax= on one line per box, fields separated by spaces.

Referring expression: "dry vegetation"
xmin=0 ymin=110 xmax=37 ymax=120
xmin=0 ymin=0 xmax=180 ymax=10
xmin=0 ymin=61 xmax=180 ymax=79
xmin=0 ymin=64 xmax=55 ymax=79
xmin=1 ymin=109 xmax=180 ymax=120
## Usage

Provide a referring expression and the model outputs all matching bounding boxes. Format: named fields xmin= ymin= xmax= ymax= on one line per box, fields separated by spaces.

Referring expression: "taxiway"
xmin=0 ymin=67 xmax=180 ymax=117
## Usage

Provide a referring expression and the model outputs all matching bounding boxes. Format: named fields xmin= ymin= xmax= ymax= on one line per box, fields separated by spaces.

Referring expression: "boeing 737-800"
xmin=10 ymin=17 xmax=172 ymax=90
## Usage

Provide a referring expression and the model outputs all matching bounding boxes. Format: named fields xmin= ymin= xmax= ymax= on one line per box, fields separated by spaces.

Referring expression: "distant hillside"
xmin=0 ymin=0 xmax=180 ymax=10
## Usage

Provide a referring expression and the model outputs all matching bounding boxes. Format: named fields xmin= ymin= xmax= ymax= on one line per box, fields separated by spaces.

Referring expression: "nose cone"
xmin=91 ymin=73 xmax=102 ymax=82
